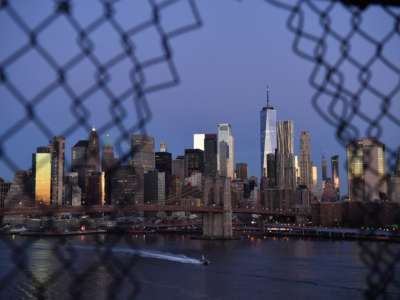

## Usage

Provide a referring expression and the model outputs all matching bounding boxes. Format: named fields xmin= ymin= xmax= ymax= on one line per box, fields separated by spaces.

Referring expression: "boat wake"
xmin=72 ymin=245 xmax=202 ymax=265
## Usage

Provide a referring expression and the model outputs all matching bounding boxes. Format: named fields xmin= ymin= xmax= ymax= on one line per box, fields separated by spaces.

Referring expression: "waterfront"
xmin=0 ymin=234 xmax=399 ymax=299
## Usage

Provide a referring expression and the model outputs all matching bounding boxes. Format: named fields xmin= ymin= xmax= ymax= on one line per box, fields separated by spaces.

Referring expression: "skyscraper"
xmin=321 ymin=155 xmax=328 ymax=183
xmin=33 ymin=146 xmax=52 ymax=205
xmin=299 ymin=131 xmax=312 ymax=188
xmin=50 ymin=136 xmax=65 ymax=206
xmin=260 ymin=87 xmax=277 ymax=178
xmin=102 ymin=134 xmax=117 ymax=205
xmin=184 ymin=149 xmax=204 ymax=177
xmin=159 ymin=142 xmax=167 ymax=153
xmin=87 ymin=128 xmax=100 ymax=171
xmin=217 ymin=123 xmax=234 ymax=178
xmin=235 ymin=163 xmax=248 ymax=180
xmin=193 ymin=133 xmax=205 ymax=151
xmin=331 ymin=155 xmax=340 ymax=197
xmin=276 ymin=120 xmax=296 ymax=190
xmin=71 ymin=140 xmax=88 ymax=172
xmin=347 ymin=138 xmax=386 ymax=201
xmin=130 ymin=134 xmax=155 ymax=172
xmin=204 ymin=134 xmax=217 ymax=177
xmin=155 ymin=151 xmax=172 ymax=196
xmin=172 ymin=156 xmax=185 ymax=180
xmin=311 ymin=165 xmax=318 ymax=190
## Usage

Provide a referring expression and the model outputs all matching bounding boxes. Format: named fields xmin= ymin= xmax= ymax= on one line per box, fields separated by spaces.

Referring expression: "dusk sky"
xmin=0 ymin=1 xmax=399 ymax=194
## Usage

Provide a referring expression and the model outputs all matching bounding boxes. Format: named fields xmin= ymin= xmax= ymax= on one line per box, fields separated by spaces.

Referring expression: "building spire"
xmin=266 ymin=85 xmax=270 ymax=108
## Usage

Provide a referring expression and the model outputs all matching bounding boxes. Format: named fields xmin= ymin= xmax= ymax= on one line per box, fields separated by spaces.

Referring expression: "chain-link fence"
xmin=0 ymin=0 xmax=399 ymax=299
xmin=267 ymin=0 xmax=400 ymax=298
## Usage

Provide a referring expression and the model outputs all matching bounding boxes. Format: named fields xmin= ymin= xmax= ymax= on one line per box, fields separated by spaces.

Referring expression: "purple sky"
xmin=0 ymin=1 xmax=399 ymax=195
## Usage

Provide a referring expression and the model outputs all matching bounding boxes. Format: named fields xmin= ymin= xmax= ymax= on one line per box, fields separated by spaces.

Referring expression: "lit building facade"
xmin=331 ymin=155 xmax=340 ymax=198
xmin=193 ymin=133 xmax=205 ymax=151
xmin=299 ymin=131 xmax=312 ymax=188
xmin=260 ymin=89 xmax=277 ymax=178
xmin=276 ymin=120 xmax=296 ymax=190
xmin=217 ymin=123 xmax=234 ymax=178
xmin=33 ymin=146 xmax=52 ymax=205
xmin=347 ymin=138 xmax=387 ymax=201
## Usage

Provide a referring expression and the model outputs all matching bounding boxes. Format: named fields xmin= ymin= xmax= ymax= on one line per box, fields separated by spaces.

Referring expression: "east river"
xmin=0 ymin=234 xmax=399 ymax=299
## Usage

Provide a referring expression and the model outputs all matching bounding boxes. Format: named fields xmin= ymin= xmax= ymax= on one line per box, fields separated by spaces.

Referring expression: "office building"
xmin=0 ymin=178 xmax=11 ymax=208
xmin=331 ymin=155 xmax=340 ymax=197
xmin=87 ymin=128 xmax=100 ymax=171
xmin=184 ymin=149 xmax=204 ymax=177
xmin=299 ymin=131 xmax=312 ymax=188
xmin=64 ymin=172 xmax=81 ymax=206
xmin=110 ymin=165 xmax=143 ymax=205
xmin=33 ymin=146 xmax=52 ymax=205
xmin=204 ymin=133 xmax=218 ymax=177
xmin=276 ymin=120 xmax=296 ymax=190
xmin=130 ymin=134 xmax=155 ymax=172
xmin=50 ymin=136 xmax=65 ymax=206
xmin=235 ymin=163 xmax=248 ymax=180
xmin=347 ymin=138 xmax=387 ymax=201
xmin=172 ymin=155 xmax=185 ymax=180
xmin=4 ymin=170 xmax=33 ymax=208
xmin=260 ymin=87 xmax=277 ymax=178
xmin=156 ymin=151 xmax=172 ymax=196
xmin=144 ymin=170 xmax=165 ymax=204
xmin=217 ymin=123 xmax=234 ymax=178
xmin=159 ymin=142 xmax=167 ymax=153
xmin=193 ymin=133 xmax=205 ymax=151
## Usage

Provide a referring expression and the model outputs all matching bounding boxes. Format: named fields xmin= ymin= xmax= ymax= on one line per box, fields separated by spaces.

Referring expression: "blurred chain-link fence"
xmin=0 ymin=0 xmax=399 ymax=299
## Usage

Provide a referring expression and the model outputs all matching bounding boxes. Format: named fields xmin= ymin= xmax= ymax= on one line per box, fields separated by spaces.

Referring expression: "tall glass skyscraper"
xmin=33 ymin=146 xmax=52 ymax=205
xmin=217 ymin=123 xmax=234 ymax=178
xmin=260 ymin=88 xmax=277 ymax=178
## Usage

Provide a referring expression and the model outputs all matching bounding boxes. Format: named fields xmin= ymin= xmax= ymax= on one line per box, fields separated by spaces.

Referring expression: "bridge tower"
xmin=202 ymin=177 xmax=233 ymax=239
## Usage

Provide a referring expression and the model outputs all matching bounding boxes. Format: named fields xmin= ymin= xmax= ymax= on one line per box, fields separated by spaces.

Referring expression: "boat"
xmin=200 ymin=255 xmax=210 ymax=266
xmin=9 ymin=225 xmax=28 ymax=234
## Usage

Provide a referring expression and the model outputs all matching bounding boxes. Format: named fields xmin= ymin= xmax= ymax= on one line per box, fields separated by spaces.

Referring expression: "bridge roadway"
xmin=0 ymin=204 xmax=309 ymax=217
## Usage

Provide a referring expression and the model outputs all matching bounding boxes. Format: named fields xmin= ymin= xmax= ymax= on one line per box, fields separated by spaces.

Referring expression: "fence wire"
xmin=266 ymin=0 xmax=400 ymax=298
xmin=0 ymin=0 xmax=201 ymax=298
xmin=0 ymin=0 xmax=399 ymax=299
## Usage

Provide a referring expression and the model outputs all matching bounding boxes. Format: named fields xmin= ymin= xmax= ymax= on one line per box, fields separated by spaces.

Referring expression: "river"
xmin=0 ymin=234 xmax=398 ymax=299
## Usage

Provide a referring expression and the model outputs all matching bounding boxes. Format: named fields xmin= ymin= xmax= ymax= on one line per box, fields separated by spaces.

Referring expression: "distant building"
xmin=311 ymin=165 xmax=318 ymax=190
xmin=33 ymin=146 xmax=52 ymax=205
xmin=87 ymin=128 xmax=100 ymax=172
xmin=217 ymin=123 xmax=234 ymax=178
xmin=50 ymin=136 xmax=65 ymax=206
xmin=144 ymin=170 xmax=165 ymax=204
xmin=130 ymin=134 xmax=155 ymax=172
xmin=159 ymin=142 xmax=167 ymax=153
xmin=4 ymin=170 xmax=33 ymax=208
xmin=0 ymin=178 xmax=11 ymax=208
xmin=155 ymin=151 xmax=172 ymax=197
xmin=64 ymin=172 xmax=81 ymax=206
xmin=193 ymin=133 xmax=205 ymax=150
xmin=347 ymin=138 xmax=387 ymax=201
xmin=71 ymin=140 xmax=88 ymax=172
xmin=85 ymin=171 xmax=105 ymax=206
xmin=276 ymin=120 xmax=296 ymax=190
xmin=204 ymin=134 xmax=218 ymax=177
xmin=299 ymin=131 xmax=312 ymax=188
xmin=265 ymin=153 xmax=277 ymax=187
xmin=172 ymin=156 xmax=185 ymax=180
xmin=331 ymin=155 xmax=340 ymax=198
xmin=102 ymin=134 xmax=117 ymax=205
xmin=235 ymin=163 xmax=248 ymax=180
xmin=184 ymin=149 xmax=204 ymax=177
xmin=321 ymin=155 xmax=328 ymax=184
xmin=111 ymin=165 xmax=143 ymax=205
xmin=260 ymin=87 xmax=277 ymax=178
